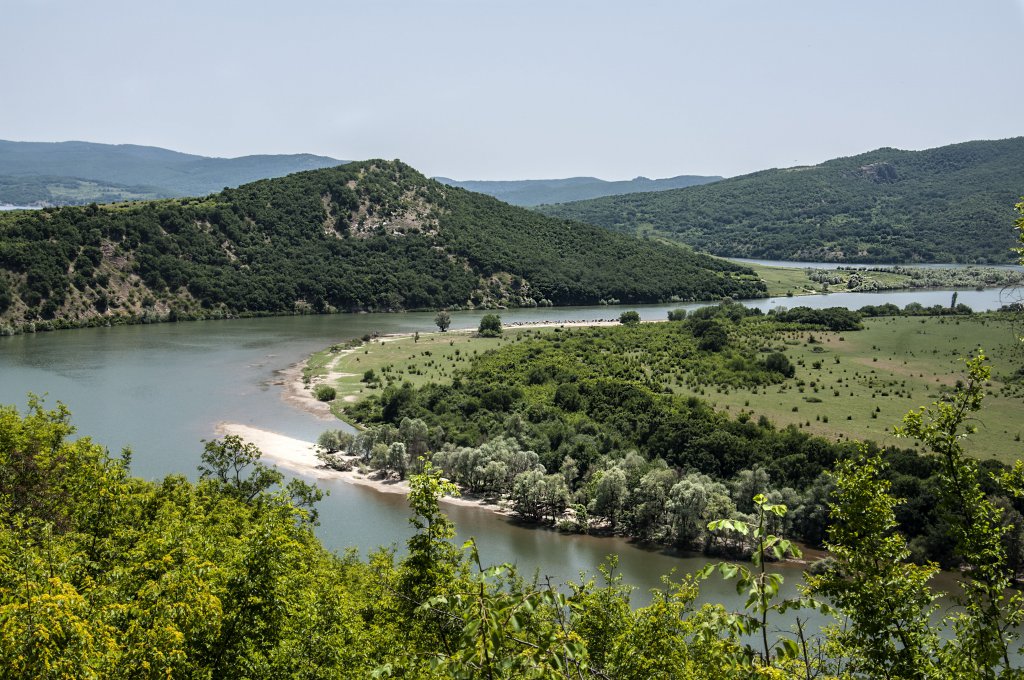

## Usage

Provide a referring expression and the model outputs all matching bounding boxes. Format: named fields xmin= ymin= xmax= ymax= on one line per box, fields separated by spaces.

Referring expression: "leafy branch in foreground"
xmin=894 ymin=352 xmax=1022 ymax=675
xmin=1015 ymin=198 xmax=1024 ymax=262
xmin=409 ymin=539 xmax=589 ymax=680
xmin=704 ymin=494 xmax=828 ymax=672
xmin=804 ymin=444 xmax=940 ymax=678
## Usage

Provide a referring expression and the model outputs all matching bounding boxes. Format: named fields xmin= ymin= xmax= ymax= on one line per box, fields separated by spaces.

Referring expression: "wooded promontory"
xmin=0 ymin=160 xmax=764 ymax=332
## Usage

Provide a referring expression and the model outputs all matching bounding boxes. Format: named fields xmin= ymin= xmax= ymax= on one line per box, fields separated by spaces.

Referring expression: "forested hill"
xmin=0 ymin=140 xmax=346 ymax=205
xmin=0 ymin=160 xmax=764 ymax=332
xmin=537 ymin=137 xmax=1024 ymax=264
xmin=433 ymin=173 xmax=721 ymax=206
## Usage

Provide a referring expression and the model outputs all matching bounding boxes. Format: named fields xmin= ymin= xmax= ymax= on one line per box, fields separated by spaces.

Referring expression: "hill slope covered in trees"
xmin=0 ymin=140 xmax=346 ymax=205
xmin=537 ymin=137 xmax=1024 ymax=263
xmin=0 ymin=160 xmax=764 ymax=332
xmin=434 ymin=173 xmax=721 ymax=206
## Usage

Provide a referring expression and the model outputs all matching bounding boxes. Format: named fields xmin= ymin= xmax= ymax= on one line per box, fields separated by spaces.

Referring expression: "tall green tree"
xmin=397 ymin=461 xmax=463 ymax=607
xmin=895 ymin=353 xmax=1022 ymax=675
xmin=804 ymin=445 xmax=940 ymax=678
xmin=435 ymin=310 xmax=452 ymax=332
xmin=198 ymin=434 xmax=283 ymax=503
xmin=477 ymin=313 xmax=502 ymax=337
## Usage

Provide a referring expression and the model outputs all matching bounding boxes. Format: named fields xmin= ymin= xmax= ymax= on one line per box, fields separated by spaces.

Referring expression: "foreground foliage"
xmin=4 ymin=365 xmax=1024 ymax=677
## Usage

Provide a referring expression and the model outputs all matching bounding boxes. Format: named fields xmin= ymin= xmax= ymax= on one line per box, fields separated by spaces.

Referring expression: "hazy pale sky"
xmin=3 ymin=0 xmax=1022 ymax=180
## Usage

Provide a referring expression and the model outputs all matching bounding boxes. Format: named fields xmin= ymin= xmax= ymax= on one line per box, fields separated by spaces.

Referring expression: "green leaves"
xmin=1015 ymin=198 xmax=1024 ymax=263
xmin=892 ymin=351 xmax=1020 ymax=674
xmin=197 ymin=434 xmax=284 ymax=503
xmin=704 ymin=493 xmax=816 ymax=669
xmin=707 ymin=518 xmax=750 ymax=535
xmin=0 ymin=398 xmax=377 ymax=679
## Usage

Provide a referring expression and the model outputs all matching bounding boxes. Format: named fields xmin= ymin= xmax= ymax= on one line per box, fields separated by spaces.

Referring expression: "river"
xmin=0 ymin=287 xmax=1019 ymax=613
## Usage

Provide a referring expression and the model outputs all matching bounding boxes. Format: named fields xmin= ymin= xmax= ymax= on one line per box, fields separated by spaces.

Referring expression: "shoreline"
xmin=278 ymin=361 xmax=340 ymax=421
xmin=213 ymin=422 xmax=822 ymax=568
xmin=214 ymin=422 xmax=510 ymax=515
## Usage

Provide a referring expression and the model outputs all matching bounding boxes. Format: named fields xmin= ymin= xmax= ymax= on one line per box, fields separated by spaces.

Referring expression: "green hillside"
xmin=434 ymin=173 xmax=721 ymax=206
xmin=0 ymin=160 xmax=764 ymax=332
xmin=0 ymin=140 xmax=345 ymax=205
xmin=538 ymin=138 xmax=1024 ymax=263
xmin=0 ymin=174 xmax=170 ymax=205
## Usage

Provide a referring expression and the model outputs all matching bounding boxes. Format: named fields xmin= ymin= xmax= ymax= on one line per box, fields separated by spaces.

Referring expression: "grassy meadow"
xmin=307 ymin=315 xmax=1024 ymax=463
xmin=691 ymin=314 xmax=1024 ymax=462
xmin=743 ymin=260 xmax=1024 ymax=297
xmin=740 ymin=261 xmax=921 ymax=297
xmin=303 ymin=328 xmax=535 ymax=419
xmin=743 ymin=261 xmax=820 ymax=296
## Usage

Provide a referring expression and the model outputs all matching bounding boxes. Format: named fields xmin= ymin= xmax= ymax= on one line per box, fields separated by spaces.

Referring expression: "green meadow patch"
xmin=304 ymin=327 xmax=538 ymax=419
xmin=686 ymin=314 xmax=1024 ymax=462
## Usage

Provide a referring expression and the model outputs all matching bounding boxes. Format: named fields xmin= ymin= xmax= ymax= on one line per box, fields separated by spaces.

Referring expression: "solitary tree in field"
xmin=478 ymin=313 xmax=502 ymax=337
xmin=618 ymin=310 xmax=641 ymax=325
xmin=434 ymin=310 xmax=451 ymax=332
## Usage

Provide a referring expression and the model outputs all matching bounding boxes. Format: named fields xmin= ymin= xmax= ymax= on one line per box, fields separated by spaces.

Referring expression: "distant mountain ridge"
xmin=0 ymin=140 xmax=346 ymax=205
xmin=434 ymin=174 xmax=721 ymax=206
xmin=537 ymin=137 xmax=1024 ymax=264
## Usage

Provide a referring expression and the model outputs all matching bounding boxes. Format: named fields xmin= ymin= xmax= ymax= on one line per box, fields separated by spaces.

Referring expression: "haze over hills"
xmin=434 ymin=174 xmax=722 ymax=206
xmin=0 ymin=140 xmax=346 ymax=206
xmin=537 ymin=137 xmax=1024 ymax=264
xmin=0 ymin=159 xmax=763 ymax=332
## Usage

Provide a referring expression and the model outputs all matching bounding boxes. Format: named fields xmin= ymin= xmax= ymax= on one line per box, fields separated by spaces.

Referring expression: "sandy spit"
xmin=213 ymin=422 xmax=509 ymax=513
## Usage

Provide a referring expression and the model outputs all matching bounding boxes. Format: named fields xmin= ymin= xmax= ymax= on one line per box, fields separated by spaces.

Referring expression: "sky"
xmin=2 ymin=0 xmax=1023 ymax=180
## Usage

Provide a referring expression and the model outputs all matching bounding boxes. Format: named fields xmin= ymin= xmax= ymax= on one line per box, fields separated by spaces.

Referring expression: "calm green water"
xmin=0 ymin=288 xmax=1016 ymax=612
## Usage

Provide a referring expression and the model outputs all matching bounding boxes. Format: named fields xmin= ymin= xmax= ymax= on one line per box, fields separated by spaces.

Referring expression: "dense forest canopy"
xmin=538 ymin=137 xmax=1024 ymax=263
xmin=0 ymin=159 xmax=764 ymax=334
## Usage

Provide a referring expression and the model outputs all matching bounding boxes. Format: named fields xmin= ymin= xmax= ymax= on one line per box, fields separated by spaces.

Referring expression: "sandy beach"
xmin=214 ymin=422 xmax=509 ymax=513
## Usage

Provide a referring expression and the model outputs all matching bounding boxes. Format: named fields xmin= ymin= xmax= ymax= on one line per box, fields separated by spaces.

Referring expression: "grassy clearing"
xmin=687 ymin=315 xmax=1023 ymax=463
xmin=308 ymin=315 xmax=1024 ymax=463
xmin=304 ymin=328 xmax=540 ymax=419
xmin=743 ymin=261 xmax=920 ymax=297
xmin=740 ymin=260 xmax=1024 ymax=298
xmin=743 ymin=262 xmax=820 ymax=297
